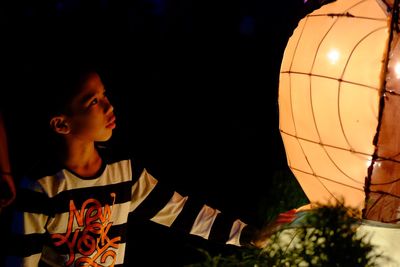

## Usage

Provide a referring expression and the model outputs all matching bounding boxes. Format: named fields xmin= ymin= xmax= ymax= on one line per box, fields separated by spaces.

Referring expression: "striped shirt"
xmin=6 ymin=148 xmax=247 ymax=266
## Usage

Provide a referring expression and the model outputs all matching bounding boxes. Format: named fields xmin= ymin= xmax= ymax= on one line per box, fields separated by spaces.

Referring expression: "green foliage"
xmin=257 ymin=169 xmax=309 ymax=223
xmin=185 ymin=248 xmax=262 ymax=267
xmin=262 ymin=202 xmax=386 ymax=266
xmin=186 ymin=202 xmax=389 ymax=267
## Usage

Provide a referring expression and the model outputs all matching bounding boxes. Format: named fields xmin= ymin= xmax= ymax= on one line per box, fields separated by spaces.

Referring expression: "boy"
xmin=6 ymin=62 xmax=296 ymax=266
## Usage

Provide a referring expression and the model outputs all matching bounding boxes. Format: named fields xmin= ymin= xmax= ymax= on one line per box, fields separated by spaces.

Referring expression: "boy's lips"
xmin=106 ymin=115 xmax=116 ymax=129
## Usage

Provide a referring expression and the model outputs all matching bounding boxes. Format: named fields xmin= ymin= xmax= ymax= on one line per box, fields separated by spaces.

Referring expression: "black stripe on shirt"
xmin=15 ymin=188 xmax=52 ymax=215
xmin=130 ymin=158 xmax=144 ymax=183
xmin=170 ymin=197 xmax=204 ymax=233
xmin=51 ymin=181 xmax=133 ymax=214
xmin=208 ymin=212 xmax=236 ymax=243
xmin=7 ymin=233 xmax=48 ymax=257
xmin=48 ymin=222 xmax=128 ymax=255
xmin=130 ymin=181 xmax=175 ymax=221
xmin=38 ymin=260 xmax=126 ymax=267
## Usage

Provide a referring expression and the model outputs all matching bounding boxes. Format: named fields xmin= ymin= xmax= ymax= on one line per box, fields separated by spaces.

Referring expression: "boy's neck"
xmin=61 ymin=141 xmax=103 ymax=178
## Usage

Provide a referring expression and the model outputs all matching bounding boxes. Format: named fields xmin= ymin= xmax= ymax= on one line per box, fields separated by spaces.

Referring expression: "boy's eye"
xmin=90 ymin=98 xmax=98 ymax=106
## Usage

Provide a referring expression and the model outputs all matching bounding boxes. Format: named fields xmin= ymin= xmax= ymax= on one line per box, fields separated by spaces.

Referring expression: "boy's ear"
xmin=49 ymin=116 xmax=70 ymax=134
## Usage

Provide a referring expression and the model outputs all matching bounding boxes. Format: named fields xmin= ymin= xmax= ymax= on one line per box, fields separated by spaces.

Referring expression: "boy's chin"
xmin=97 ymin=133 xmax=113 ymax=142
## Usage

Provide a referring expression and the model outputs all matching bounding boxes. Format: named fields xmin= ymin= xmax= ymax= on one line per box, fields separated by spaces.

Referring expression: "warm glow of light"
xmin=327 ymin=49 xmax=340 ymax=64
xmin=365 ymin=158 xmax=382 ymax=168
xmin=365 ymin=157 xmax=372 ymax=168
xmin=278 ymin=0 xmax=400 ymax=264
xmin=279 ymin=0 xmax=390 ymax=215
xmin=395 ymin=62 xmax=400 ymax=79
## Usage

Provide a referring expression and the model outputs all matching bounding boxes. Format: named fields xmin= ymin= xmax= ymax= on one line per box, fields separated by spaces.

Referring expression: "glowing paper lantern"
xmin=278 ymin=0 xmax=400 ymax=223
xmin=278 ymin=0 xmax=400 ymax=263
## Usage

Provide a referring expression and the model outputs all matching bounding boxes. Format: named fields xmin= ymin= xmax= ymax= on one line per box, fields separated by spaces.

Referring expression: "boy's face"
xmin=62 ymin=72 xmax=116 ymax=143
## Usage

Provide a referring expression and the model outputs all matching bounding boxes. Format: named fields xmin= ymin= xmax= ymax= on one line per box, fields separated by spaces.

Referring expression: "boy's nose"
xmin=103 ymin=98 xmax=114 ymax=113
xmin=106 ymin=103 xmax=114 ymax=115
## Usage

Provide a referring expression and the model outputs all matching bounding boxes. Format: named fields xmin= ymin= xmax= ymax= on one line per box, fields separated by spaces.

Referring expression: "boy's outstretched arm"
xmin=240 ymin=209 xmax=297 ymax=249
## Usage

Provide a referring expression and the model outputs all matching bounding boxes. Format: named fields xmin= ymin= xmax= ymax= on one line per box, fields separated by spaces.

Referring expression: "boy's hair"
xmin=26 ymin=57 xmax=105 ymax=148
xmin=13 ymin=54 xmax=108 ymax=165
xmin=45 ymin=60 xmax=100 ymax=119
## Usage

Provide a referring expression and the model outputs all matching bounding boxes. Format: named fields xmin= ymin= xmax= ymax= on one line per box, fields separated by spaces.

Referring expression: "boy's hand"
xmin=250 ymin=209 xmax=297 ymax=249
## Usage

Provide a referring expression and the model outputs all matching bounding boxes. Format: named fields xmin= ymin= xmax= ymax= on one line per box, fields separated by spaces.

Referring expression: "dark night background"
xmin=0 ymin=0 xmax=323 ymax=265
